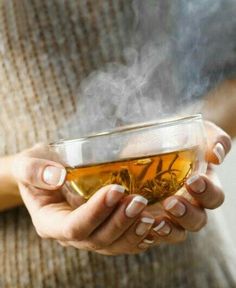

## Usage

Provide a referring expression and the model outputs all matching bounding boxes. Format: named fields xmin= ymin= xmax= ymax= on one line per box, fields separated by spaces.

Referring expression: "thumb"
xmin=205 ymin=121 xmax=232 ymax=165
xmin=12 ymin=155 xmax=66 ymax=190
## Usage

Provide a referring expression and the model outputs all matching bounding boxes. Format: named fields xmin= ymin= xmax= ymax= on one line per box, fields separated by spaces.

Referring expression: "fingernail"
xmin=138 ymin=243 xmax=149 ymax=249
xmin=135 ymin=217 xmax=155 ymax=236
xmin=164 ymin=198 xmax=186 ymax=217
xmin=138 ymin=239 xmax=154 ymax=249
xmin=125 ymin=196 xmax=148 ymax=218
xmin=186 ymin=175 xmax=206 ymax=193
xmin=43 ymin=166 xmax=66 ymax=186
xmin=143 ymin=239 xmax=155 ymax=244
xmin=213 ymin=143 xmax=225 ymax=164
xmin=106 ymin=185 xmax=125 ymax=207
xmin=153 ymin=220 xmax=171 ymax=236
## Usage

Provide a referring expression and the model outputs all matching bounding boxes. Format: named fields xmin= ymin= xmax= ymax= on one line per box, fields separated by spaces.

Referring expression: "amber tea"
xmin=66 ymin=146 xmax=198 ymax=204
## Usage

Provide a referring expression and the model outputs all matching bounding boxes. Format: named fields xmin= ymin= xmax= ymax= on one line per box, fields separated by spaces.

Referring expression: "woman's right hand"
xmin=10 ymin=144 xmax=158 ymax=255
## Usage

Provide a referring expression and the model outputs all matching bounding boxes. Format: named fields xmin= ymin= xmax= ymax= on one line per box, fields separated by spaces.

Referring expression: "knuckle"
xmin=176 ymin=230 xmax=187 ymax=243
xmin=191 ymin=213 xmax=208 ymax=232
xmin=87 ymin=234 xmax=110 ymax=250
xmin=63 ymin=226 xmax=83 ymax=241
xmin=87 ymin=213 xmax=104 ymax=228
xmin=125 ymin=234 xmax=140 ymax=246
xmin=84 ymin=206 xmax=108 ymax=228
xmin=113 ymin=217 xmax=127 ymax=231
xmin=208 ymin=193 xmax=225 ymax=209
xmin=87 ymin=240 xmax=106 ymax=251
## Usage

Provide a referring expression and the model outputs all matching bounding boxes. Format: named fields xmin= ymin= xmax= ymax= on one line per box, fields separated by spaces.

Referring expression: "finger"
xmin=64 ymin=195 xmax=150 ymax=255
xmin=19 ymin=183 xmax=72 ymax=239
xmin=85 ymin=195 xmax=148 ymax=250
xmin=152 ymin=217 xmax=187 ymax=244
xmin=21 ymin=183 xmax=126 ymax=240
xmin=100 ymin=211 xmax=155 ymax=254
xmin=205 ymin=121 xmax=232 ymax=164
xmin=97 ymin=236 xmax=156 ymax=255
xmin=13 ymin=155 xmax=66 ymax=190
xmin=186 ymin=173 xmax=224 ymax=209
xmin=61 ymin=184 xmax=128 ymax=241
xmin=162 ymin=196 xmax=207 ymax=232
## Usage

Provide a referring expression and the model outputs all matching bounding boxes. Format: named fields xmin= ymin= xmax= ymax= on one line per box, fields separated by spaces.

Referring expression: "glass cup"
xmin=50 ymin=114 xmax=207 ymax=205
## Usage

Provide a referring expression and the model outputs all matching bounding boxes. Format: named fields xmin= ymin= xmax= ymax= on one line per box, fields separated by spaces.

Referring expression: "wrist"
xmin=0 ymin=154 xmax=23 ymax=211
xmin=0 ymin=154 xmax=19 ymax=196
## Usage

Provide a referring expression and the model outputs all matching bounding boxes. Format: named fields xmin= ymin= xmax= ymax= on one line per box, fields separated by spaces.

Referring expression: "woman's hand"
xmin=144 ymin=121 xmax=232 ymax=248
xmin=10 ymin=144 xmax=158 ymax=255
xmin=7 ymin=120 xmax=232 ymax=254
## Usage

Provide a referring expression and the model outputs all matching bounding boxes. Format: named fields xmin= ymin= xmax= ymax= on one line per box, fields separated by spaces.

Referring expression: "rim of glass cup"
xmin=50 ymin=114 xmax=202 ymax=147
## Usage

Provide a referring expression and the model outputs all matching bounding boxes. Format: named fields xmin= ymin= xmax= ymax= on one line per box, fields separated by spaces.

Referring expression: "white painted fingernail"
xmin=138 ymin=238 xmax=154 ymax=249
xmin=186 ymin=175 xmax=206 ymax=193
xmin=138 ymin=243 xmax=149 ymax=249
xmin=143 ymin=239 xmax=154 ymax=244
xmin=106 ymin=185 xmax=125 ymax=207
xmin=141 ymin=217 xmax=155 ymax=224
xmin=135 ymin=217 xmax=155 ymax=236
xmin=125 ymin=196 xmax=148 ymax=218
xmin=153 ymin=220 xmax=171 ymax=235
xmin=213 ymin=143 xmax=225 ymax=164
xmin=43 ymin=166 xmax=66 ymax=186
xmin=153 ymin=220 xmax=165 ymax=231
xmin=133 ymin=196 xmax=148 ymax=205
xmin=111 ymin=184 xmax=126 ymax=193
xmin=164 ymin=198 xmax=186 ymax=217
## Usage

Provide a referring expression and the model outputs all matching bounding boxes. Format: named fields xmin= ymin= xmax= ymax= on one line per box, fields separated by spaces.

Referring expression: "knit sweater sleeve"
xmin=0 ymin=1 xmax=236 ymax=287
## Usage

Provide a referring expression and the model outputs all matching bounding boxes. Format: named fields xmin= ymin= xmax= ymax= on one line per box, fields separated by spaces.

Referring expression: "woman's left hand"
xmin=142 ymin=121 xmax=232 ymax=249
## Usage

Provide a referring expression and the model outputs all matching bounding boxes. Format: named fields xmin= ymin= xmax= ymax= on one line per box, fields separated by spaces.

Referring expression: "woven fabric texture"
xmin=0 ymin=1 xmax=235 ymax=287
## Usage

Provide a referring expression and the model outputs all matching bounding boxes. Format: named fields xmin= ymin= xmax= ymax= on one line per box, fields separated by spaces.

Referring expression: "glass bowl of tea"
xmin=50 ymin=114 xmax=207 ymax=205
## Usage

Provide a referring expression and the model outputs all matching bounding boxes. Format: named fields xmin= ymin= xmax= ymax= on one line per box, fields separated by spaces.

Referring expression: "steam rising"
xmin=60 ymin=0 xmax=236 ymax=139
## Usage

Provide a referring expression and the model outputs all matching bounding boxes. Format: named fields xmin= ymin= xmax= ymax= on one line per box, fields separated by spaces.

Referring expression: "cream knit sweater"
xmin=0 ymin=1 xmax=236 ymax=287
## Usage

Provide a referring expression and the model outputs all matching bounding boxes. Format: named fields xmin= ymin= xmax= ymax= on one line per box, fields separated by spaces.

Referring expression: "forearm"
xmin=202 ymin=78 xmax=236 ymax=139
xmin=0 ymin=155 xmax=23 ymax=211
